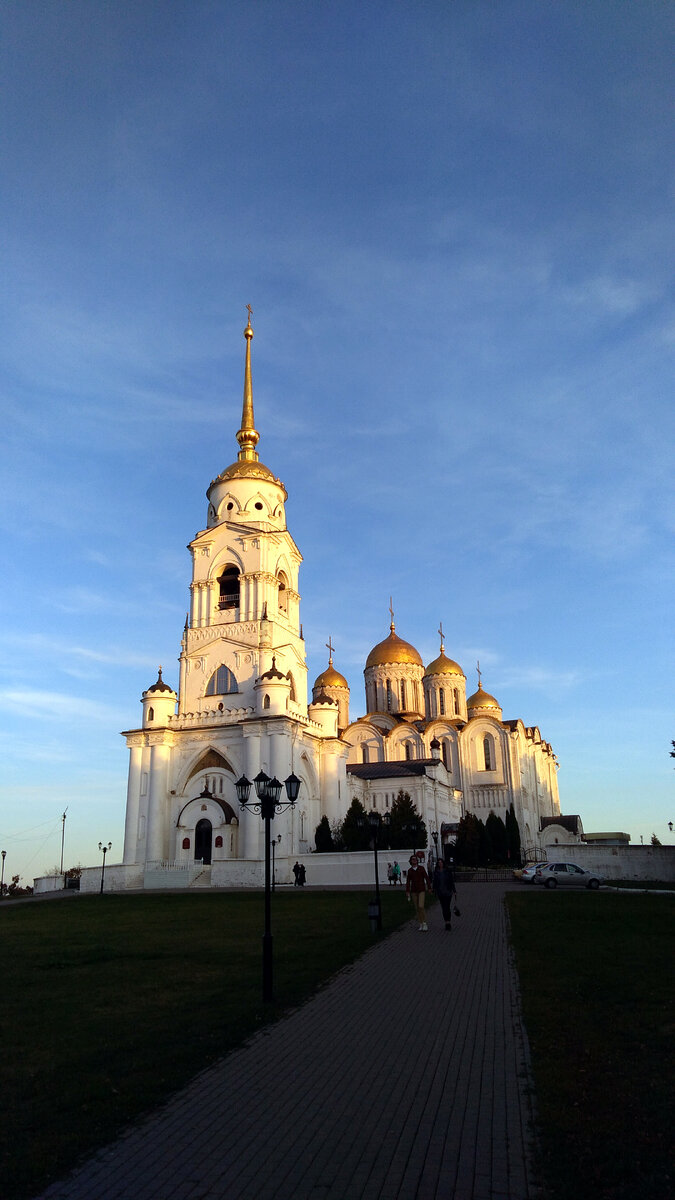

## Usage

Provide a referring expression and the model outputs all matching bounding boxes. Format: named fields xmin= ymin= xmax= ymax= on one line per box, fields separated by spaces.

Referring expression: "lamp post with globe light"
xmin=98 ymin=842 xmax=111 ymax=894
xmin=235 ymin=770 xmax=301 ymax=1003
xmin=357 ymin=810 xmax=390 ymax=931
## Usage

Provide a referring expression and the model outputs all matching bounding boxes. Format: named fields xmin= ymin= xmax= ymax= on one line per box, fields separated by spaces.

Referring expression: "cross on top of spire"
xmin=326 ymin=636 xmax=334 ymax=665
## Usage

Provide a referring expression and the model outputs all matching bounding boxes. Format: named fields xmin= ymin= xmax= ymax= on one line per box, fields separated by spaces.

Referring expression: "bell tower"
xmin=177 ymin=311 xmax=307 ymax=719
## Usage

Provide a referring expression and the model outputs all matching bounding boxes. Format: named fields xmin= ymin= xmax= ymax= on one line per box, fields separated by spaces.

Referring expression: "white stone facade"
xmin=117 ymin=321 xmax=563 ymax=887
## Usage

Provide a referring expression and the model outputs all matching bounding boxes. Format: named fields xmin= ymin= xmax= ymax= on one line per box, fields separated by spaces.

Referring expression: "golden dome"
xmin=366 ymin=626 xmax=423 ymax=669
xmin=314 ymin=664 xmax=349 ymax=690
xmin=424 ymin=651 xmax=465 ymax=678
xmin=209 ymin=458 xmax=287 ymax=496
xmin=467 ymin=684 xmax=501 ymax=712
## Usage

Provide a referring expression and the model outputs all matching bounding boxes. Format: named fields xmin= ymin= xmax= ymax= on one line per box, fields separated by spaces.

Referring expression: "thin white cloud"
xmin=0 ymin=689 xmax=124 ymax=724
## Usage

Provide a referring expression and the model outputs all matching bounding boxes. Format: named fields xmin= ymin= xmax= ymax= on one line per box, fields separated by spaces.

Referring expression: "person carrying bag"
xmin=432 ymin=859 xmax=458 ymax=931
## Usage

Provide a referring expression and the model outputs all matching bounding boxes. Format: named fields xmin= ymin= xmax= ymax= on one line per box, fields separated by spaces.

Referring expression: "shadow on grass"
xmin=507 ymin=891 xmax=674 ymax=1200
xmin=1 ymin=890 xmax=411 ymax=1200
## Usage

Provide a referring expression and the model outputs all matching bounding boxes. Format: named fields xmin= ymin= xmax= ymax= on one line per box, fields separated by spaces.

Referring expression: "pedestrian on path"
xmin=293 ymin=861 xmax=301 ymax=886
xmin=432 ymin=859 xmax=457 ymax=931
xmin=393 ymin=860 xmax=401 ymax=885
xmin=406 ymin=854 xmax=430 ymax=930
xmin=298 ymin=863 xmax=306 ymax=887
xmin=387 ymin=862 xmax=395 ymax=885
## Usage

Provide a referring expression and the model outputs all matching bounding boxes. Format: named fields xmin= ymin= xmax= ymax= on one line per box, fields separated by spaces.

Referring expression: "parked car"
xmin=513 ymin=862 xmax=548 ymax=883
xmin=534 ymin=862 xmax=602 ymax=889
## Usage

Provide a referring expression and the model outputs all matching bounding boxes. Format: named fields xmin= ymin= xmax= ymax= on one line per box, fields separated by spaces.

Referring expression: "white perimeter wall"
xmin=35 ymin=844 xmax=674 ymax=892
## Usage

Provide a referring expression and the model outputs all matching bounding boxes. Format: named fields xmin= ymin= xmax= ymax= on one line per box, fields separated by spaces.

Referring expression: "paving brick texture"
xmin=36 ymin=883 xmax=541 ymax=1200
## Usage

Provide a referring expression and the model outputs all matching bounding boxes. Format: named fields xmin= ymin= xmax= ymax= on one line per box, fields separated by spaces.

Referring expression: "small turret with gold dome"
xmin=312 ymin=638 xmax=349 ymax=730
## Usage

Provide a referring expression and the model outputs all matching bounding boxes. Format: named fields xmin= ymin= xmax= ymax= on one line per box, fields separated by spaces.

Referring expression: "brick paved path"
xmin=37 ymin=884 xmax=541 ymax=1200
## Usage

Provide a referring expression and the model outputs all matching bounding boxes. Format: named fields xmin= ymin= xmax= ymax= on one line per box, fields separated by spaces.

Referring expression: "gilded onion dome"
xmin=467 ymin=682 xmax=502 ymax=715
xmin=424 ymin=650 xmax=464 ymax=678
xmin=365 ymin=622 xmax=423 ymax=669
xmin=314 ymin=662 xmax=349 ymax=691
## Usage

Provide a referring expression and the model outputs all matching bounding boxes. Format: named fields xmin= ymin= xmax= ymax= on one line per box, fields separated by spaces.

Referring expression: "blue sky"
xmin=1 ymin=1 xmax=673 ymax=882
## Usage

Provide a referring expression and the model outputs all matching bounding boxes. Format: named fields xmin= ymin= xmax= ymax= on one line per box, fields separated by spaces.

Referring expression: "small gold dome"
xmin=208 ymin=459 xmax=287 ymax=497
xmin=467 ymin=684 xmax=501 ymax=712
xmin=366 ymin=628 xmax=423 ymax=669
xmin=424 ymin=651 xmax=465 ymax=678
xmin=314 ymin=664 xmax=349 ymax=690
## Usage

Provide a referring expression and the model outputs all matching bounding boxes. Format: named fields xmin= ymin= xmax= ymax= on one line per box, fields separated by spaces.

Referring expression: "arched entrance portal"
xmin=195 ymin=818 xmax=213 ymax=865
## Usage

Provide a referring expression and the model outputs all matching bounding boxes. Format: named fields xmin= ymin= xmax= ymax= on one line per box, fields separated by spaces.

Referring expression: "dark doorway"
xmin=195 ymin=818 xmax=213 ymax=865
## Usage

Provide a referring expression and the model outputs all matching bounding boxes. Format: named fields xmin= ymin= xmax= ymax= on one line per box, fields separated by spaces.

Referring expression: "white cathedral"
xmin=118 ymin=315 xmax=563 ymax=888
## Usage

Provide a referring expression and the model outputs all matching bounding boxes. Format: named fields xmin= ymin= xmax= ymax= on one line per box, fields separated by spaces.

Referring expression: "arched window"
xmin=386 ymin=678 xmax=392 ymax=711
xmin=148 ymin=707 xmax=154 ymax=721
xmin=215 ymin=836 xmax=223 ymax=848
xmin=182 ymin=837 xmax=190 ymax=850
xmin=400 ymin=680 xmax=407 ymax=710
xmin=277 ymin=572 xmax=289 ymax=616
xmin=439 ymin=688 xmax=445 ymax=715
xmin=362 ymin=744 xmax=369 ymax=764
xmin=483 ymin=734 xmax=494 ymax=771
xmin=288 ymin=674 xmax=296 ymax=702
xmin=205 ymin=665 xmax=238 ymax=696
xmin=263 ymin=694 xmax=271 ymax=710
xmin=453 ymin=688 xmax=460 ymax=714
xmin=217 ymin=566 xmax=240 ymax=611
xmin=405 ymin=741 xmax=412 ymax=761
xmin=441 ymin=740 xmax=449 ymax=770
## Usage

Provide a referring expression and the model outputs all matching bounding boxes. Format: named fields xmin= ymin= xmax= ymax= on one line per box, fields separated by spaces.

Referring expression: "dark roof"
xmin=347 ymin=759 xmax=439 ymax=781
xmin=147 ymin=667 xmax=174 ymax=694
xmin=540 ymin=815 xmax=582 ymax=834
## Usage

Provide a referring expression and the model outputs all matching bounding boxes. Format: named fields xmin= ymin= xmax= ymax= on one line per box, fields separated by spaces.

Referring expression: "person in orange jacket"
xmin=405 ymin=854 xmax=430 ymax=930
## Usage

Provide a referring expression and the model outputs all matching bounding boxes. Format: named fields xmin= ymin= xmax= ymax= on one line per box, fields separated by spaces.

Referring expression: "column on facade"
xmin=240 ymin=726 xmax=263 ymax=858
xmin=145 ymin=742 xmax=172 ymax=864
xmin=123 ymin=745 xmax=143 ymax=864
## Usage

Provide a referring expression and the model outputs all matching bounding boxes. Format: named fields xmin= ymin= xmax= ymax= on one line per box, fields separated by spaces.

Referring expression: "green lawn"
xmin=0 ymin=890 xmax=410 ymax=1200
xmin=507 ymin=891 xmax=675 ymax=1200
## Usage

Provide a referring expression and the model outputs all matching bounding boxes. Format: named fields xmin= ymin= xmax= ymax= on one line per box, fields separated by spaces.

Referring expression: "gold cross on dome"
xmin=326 ymin=636 xmax=334 ymax=664
xmin=477 ymin=660 xmax=482 ymax=687
xmin=438 ymin=621 xmax=444 ymax=651
xmin=246 ymin=303 xmax=253 ymax=325
xmin=389 ymin=596 xmax=395 ymax=627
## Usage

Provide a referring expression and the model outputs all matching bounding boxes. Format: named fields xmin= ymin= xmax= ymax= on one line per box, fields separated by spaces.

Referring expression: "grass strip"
xmin=0 ymin=890 xmax=411 ymax=1200
xmin=507 ymin=891 xmax=674 ymax=1200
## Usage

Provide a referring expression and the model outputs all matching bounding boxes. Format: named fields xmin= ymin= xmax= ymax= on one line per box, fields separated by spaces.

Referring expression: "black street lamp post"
xmin=235 ymin=770 xmax=301 ymax=1003
xmin=431 ymin=828 xmax=439 ymax=864
xmin=358 ymin=811 xmax=390 ymax=931
xmin=271 ymin=833 xmax=281 ymax=892
xmin=1 ymin=850 xmax=6 ymax=898
xmin=98 ymin=842 xmax=111 ymax=894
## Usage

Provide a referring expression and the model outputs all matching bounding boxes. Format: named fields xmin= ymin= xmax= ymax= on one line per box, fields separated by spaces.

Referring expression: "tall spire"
xmin=236 ymin=305 xmax=260 ymax=462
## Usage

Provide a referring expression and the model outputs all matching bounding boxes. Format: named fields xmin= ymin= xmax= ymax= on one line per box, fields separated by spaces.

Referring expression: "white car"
xmin=534 ymin=862 xmax=602 ymax=890
xmin=513 ymin=862 xmax=548 ymax=883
